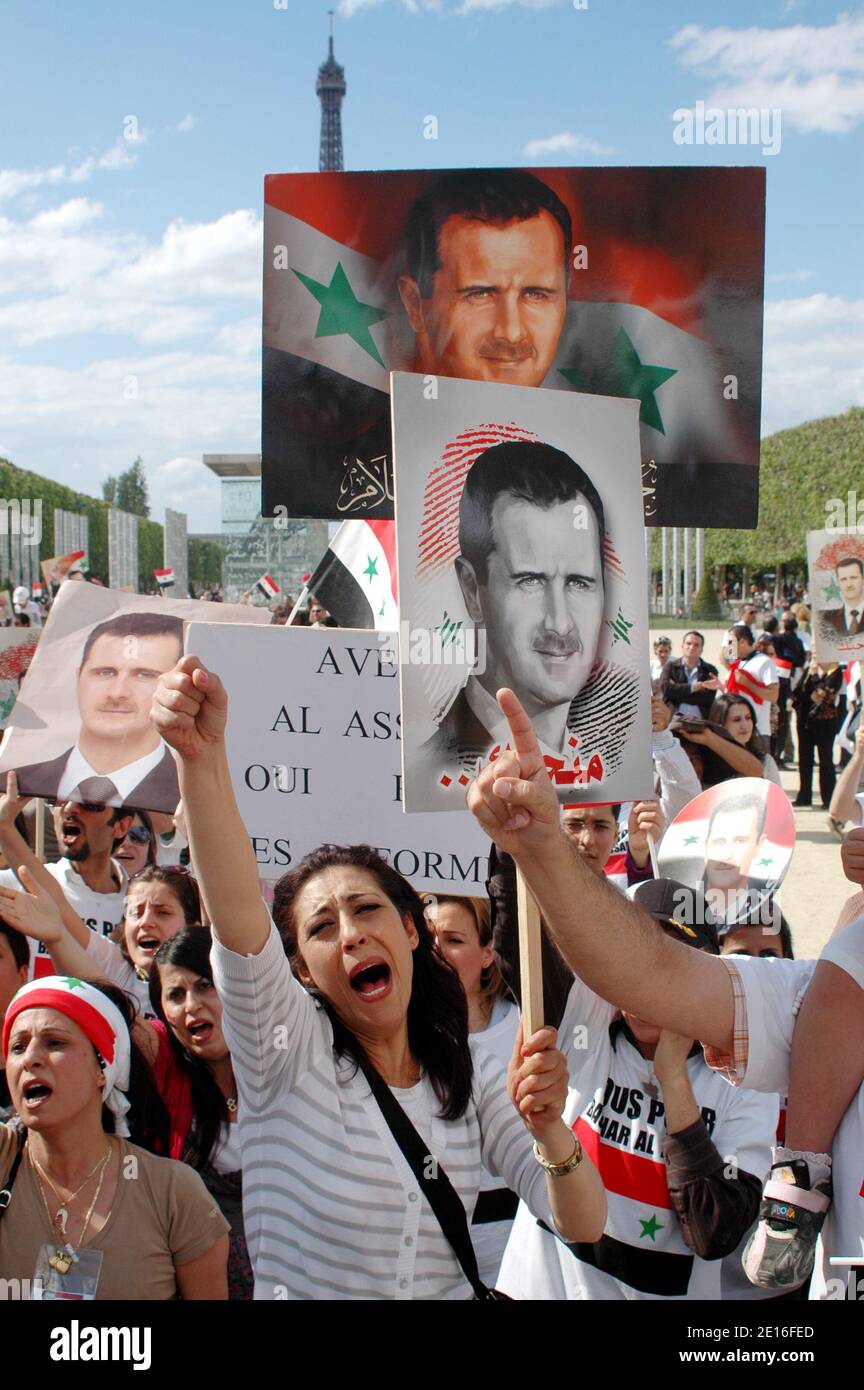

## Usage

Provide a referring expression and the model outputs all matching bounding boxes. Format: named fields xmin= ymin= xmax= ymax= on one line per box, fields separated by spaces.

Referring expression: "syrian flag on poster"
xmin=656 ymin=779 xmax=795 ymax=920
xmin=305 ymin=521 xmax=397 ymax=631
xmin=154 ymin=567 xmax=174 ymax=589
xmin=41 ymin=550 xmax=86 ymax=589
xmin=262 ymin=169 xmax=764 ymax=528
xmin=256 ymin=574 xmax=280 ymax=601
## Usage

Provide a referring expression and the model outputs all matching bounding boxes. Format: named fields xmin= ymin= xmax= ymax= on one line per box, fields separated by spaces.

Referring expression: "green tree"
xmin=692 ymin=571 xmax=723 ymax=619
xmin=102 ymin=476 xmax=118 ymax=505
xmin=115 ymin=457 xmax=150 ymax=518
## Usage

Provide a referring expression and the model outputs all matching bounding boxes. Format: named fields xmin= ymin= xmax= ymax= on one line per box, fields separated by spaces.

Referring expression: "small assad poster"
xmin=392 ymin=372 xmax=653 ymax=814
xmin=657 ymin=778 xmax=795 ymax=928
xmin=0 ymin=582 xmax=270 ymax=814
xmin=807 ymin=529 xmax=864 ymax=663
xmin=184 ymin=621 xmax=490 ymax=895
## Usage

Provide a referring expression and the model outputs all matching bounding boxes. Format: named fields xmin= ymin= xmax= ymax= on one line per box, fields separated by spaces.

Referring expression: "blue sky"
xmin=0 ymin=0 xmax=861 ymax=531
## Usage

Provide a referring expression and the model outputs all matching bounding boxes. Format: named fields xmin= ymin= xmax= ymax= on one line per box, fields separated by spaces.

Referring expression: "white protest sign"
xmin=185 ymin=622 xmax=490 ymax=894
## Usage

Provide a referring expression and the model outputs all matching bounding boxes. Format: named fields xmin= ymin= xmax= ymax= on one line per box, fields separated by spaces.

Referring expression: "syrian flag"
xmin=657 ymin=779 xmax=795 ymax=923
xmin=262 ymin=168 xmax=764 ymax=528
xmin=256 ymin=574 xmax=280 ymax=601
xmin=305 ymin=520 xmax=397 ymax=631
xmin=154 ymin=567 xmax=174 ymax=589
xmin=41 ymin=550 xmax=86 ymax=589
xmin=31 ymin=582 xmax=42 ymax=600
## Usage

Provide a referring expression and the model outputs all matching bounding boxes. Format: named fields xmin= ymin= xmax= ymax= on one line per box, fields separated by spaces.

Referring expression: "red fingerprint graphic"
xmin=416 ymin=421 xmax=540 ymax=579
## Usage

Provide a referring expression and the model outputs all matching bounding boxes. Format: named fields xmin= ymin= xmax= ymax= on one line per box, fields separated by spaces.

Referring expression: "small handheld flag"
xmin=256 ymin=574 xmax=280 ymax=601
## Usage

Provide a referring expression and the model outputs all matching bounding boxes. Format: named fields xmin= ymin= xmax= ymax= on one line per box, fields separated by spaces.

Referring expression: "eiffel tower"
xmin=317 ymin=11 xmax=346 ymax=172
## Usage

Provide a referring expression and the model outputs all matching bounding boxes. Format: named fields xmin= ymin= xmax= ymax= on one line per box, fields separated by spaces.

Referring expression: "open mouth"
xmin=187 ymin=1021 xmax=213 ymax=1044
xmin=349 ymin=960 xmax=393 ymax=1002
xmin=22 ymin=1080 xmax=53 ymax=1106
xmin=61 ymin=818 xmax=83 ymax=847
xmin=135 ymin=935 xmax=160 ymax=956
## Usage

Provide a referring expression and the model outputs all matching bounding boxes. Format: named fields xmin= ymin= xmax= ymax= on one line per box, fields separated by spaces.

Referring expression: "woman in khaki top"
xmin=0 ymin=974 xmax=229 ymax=1300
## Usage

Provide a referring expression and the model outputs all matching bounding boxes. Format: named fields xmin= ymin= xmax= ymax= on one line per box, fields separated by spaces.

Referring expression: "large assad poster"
xmin=262 ymin=166 xmax=765 ymax=530
xmin=392 ymin=372 xmax=653 ymax=814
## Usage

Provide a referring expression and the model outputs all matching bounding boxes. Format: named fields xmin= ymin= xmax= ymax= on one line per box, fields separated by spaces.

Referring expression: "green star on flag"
xmin=559 ymin=327 xmax=677 ymax=435
xmin=639 ymin=1213 xmax=663 ymax=1241
xmin=63 ymin=978 xmax=86 ymax=990
xmin=606 ymin=606 xmax=634 ymax=646
xmin=683 ymin=834 xmax=699 ymax=846
xmin=362 ymin=555 xmax=379 ymax=583
xmin=293 ymin=262 xmax=388 ymax=367
xmin=757 ymin=856 xmax=774 ymax=868
xmin=824 ymin=577 xmax=841 ymax=603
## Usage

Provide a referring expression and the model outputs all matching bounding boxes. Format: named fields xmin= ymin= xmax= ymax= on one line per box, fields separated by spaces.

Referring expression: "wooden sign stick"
xmin=35 ymin=798 xmax=45 ymax=864
xmin=516 ymin=865 xmax=544 ymax=1039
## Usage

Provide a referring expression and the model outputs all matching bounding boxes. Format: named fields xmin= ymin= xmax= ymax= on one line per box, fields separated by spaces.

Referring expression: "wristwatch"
xmin=533 ymin=1135 xmax=583 ymax=1176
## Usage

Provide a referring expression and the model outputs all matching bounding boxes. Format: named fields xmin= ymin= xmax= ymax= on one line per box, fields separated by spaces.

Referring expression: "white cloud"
xmin=766 ymin=268 xmax=814 ymax=284
xmin=176 ymin=113 xmax=196 ymax=133
xmin=670 ymin=14 xmax=864 ymax=135
xmin=457 ymin=0 xmax=556 ymax=10
xmin=522 ymin=129 xmax=614 ymax=158
xmin=762 ymin=293 xmax=864 ymax=434
xmin=0 ymin=201 xmax=262 ymax=346
xmin=0 ymin=348 xmax=260 ymax=531
xmin=338 ymin=0 xmax=551 ymax=13
xmin=0 ymin=180 xmax=264 ymax=528
xmin=0 ymin=138 xmax=140 ymax=203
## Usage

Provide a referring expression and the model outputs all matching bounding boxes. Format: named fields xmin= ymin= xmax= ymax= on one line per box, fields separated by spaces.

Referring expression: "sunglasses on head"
xmin=48 ymin=800 xmax=106 ymax=814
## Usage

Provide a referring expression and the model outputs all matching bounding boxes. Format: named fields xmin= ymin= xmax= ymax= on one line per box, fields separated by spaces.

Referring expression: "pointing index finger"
xmin=496 ymin=688 xmax=545 ymax=777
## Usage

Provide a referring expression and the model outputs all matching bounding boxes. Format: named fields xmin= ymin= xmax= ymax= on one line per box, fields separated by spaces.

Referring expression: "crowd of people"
xmin=0 ymin=582 xmax=861 ymax=1305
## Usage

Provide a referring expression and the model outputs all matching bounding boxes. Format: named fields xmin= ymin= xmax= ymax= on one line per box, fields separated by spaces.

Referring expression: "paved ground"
xmin=650 ymin=626 xmax=856 ymax=961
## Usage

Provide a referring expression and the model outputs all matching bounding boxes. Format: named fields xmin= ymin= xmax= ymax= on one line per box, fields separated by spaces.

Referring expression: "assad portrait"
xmin=420 ymin=439 xmax=639 ymax=783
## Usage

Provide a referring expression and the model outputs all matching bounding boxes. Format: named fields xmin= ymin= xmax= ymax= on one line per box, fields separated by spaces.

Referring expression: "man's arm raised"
xmin=467 ymin=689 xmax=736 ymax=1053
xmin=152 ymin=655 xmax=270 ymax=956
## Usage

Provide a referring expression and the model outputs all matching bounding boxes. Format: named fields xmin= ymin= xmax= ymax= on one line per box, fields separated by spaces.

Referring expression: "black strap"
xmin=0 ymin=1130 xmax=25 ymax=1218
xmin=356 ymin=1056 xmax=491 ymax=1300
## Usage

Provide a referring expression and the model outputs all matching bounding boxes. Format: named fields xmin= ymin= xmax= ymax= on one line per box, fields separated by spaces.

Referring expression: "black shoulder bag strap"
xmin=356 ymin=1056 xmax=494 ymax=1300
xmin=0 ymin=1129 xmax=25 ymax=1219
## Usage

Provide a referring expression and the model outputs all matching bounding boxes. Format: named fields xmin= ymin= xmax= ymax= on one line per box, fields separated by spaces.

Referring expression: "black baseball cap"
xmin=631 ymin=877 xmax=720 ymax=955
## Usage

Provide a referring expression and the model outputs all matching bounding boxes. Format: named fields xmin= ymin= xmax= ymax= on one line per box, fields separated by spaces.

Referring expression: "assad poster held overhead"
xmin=392 ymin=372 xmax=653 ymax=814
xmin=0 ymin=583 xmax=270 ymax=814
xmin=184 ymin=621 xmax=490 ymax=895
xmin=262 ymin=166 xmax=765 ymax=530
xmin=807 ymin=529 xmax=864 ymax=663
xmin=657 ymin=779 xmax=795 ymax=927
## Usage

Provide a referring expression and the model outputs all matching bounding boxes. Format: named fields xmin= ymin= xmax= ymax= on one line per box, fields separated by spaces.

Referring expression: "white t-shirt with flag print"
xmin=0 ymin=858 xmax=127 ymax=980
xmin=735 ymin=653 xmax=779 ymax=738
xmin=496 ymin=974 xmax=777 ymax=1301
xmin=705 ymin=920 xmax=864 ymax=1300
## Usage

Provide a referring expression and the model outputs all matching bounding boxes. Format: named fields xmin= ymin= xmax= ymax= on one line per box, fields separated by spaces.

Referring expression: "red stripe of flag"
xmin=574 ymin=1116 xmax=672 ymax=1210
xmin=366 ymin=520 xmax=397 ymax=604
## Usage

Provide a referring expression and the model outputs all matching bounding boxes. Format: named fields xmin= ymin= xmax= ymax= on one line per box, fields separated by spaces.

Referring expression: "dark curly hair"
xmin=273 ymin=845 xmax=473 ymax=1121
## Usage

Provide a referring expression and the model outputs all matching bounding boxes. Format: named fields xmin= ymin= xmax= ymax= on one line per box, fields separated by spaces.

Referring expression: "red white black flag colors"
xmin=154 ymin=567 xmax=174 ymax=588
xmin=256 ymin=574 xmax=280 ymax=601
xmin=304 ymin=520 xmax=397 ymax=631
